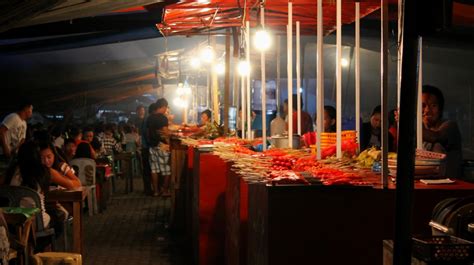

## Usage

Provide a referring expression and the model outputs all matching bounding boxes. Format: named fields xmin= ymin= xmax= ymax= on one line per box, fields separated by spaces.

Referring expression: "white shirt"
xmin=1 ymin=113 xmax=27 ymax=155
xmin=53 ymin=136 xmax=65 ymax=149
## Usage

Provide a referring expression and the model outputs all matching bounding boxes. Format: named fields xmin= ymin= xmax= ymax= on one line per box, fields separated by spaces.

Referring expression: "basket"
xmin=412 ymin=236 xmax=474 ymax=263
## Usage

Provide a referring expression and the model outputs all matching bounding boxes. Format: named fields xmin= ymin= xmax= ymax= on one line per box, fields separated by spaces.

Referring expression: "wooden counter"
xmin=246 ymin=181 xmax=474 ymax=265
xmin=47 ymin=187 xmax=87 ymax=255
xmin=191 ymin=147 xmax=230 ymax=265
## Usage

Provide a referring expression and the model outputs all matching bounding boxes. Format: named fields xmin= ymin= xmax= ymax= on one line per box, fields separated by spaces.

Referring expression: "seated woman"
xmin=360 ymin=105 xmax=395 ymax=152
xmin=323 ymin=105 xmax=336 ymax=133
xmin=5 ymin=141 xmax=81 ymax=229
xmin=39 ymin=142 xmax=80 ymax=187
xmin=360 ymin=105 xmax=382 ymax=151
xmin=421 ymin=85 xmax=462 ymax=178
xmin=187 ymin=109 xmax=222 ymax=139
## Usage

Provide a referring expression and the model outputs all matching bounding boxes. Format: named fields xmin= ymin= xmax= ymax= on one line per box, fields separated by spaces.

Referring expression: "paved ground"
xmin=82 ymin=178 xmax=187 ymax=265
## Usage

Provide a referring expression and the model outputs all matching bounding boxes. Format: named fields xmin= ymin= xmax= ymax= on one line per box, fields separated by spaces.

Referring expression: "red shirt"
xmin=290 ymin=111 xmax=313 ymax=135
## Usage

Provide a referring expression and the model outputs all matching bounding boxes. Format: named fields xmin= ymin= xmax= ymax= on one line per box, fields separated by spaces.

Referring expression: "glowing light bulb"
xmin=183 ymin=85 xmax=192 ymax=95
xmin=190 ymin=57 xmax=201 ymax=68
xmin=238 ymin=60 xmax=250 ymax=76
xmin=253 ymin=29 xmax=272 ymax=52
xmin=173 ymin=97 xmax=188 ymax=108
xmin=341 ymin=58 xmax=349 ymax=67
xmin=199 ymin=46 xmax=214 ymax=63
xmin=214 ymin=63 xmax=225 ymax=75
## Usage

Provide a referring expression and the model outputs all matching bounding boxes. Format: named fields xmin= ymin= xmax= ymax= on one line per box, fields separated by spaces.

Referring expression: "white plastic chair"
xmin=69 ymin=158 xmax=98 ymax=216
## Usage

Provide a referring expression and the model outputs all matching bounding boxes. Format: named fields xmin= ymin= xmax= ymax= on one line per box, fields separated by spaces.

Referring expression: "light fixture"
xmin=176 ymin=82 xmax=185 ymax=96
xmin=299 ymin=88 xmax=303 ymax=93
xmin=341 ymin=58 xmax=349 ymax=67
xmin=238 ymin=60 xmax=250 ymax=76
xmin=190 ymin=57 xmax=201 ymax=68
xmin=214 ymin=62 xmax=225 ymax=75
xmin=173 ymin=97 xmax=188 ymax=108
xmin=253 ymin=28 xmax=272 ymax=52
xmin=199 ymin=46 xmax=215 ymax=63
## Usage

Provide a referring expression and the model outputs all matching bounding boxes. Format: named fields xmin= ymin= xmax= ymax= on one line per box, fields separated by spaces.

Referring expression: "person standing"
xmin=0 ymin=100 xmax=33 ymax=159
xmin=140 ymin=105 xmax=153 ymax=196
xmin=132 ymin=105 xmax=146 ymax=134
xmin=147 ymin=98 xmax=171 ymax=197
xmin=0 ymin=100 xmax=33 ymax=180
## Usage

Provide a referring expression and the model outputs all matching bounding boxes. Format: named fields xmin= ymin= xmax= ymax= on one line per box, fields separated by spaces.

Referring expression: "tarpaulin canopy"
xmin=156 ymin=0 xmax=398 ymax=36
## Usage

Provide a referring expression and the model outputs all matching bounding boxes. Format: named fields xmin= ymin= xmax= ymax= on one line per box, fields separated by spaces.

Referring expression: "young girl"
xmin=39 ymin=142 xmax=81 ymax=188
xmin=7 ymin=141 xmax=81 ymax=229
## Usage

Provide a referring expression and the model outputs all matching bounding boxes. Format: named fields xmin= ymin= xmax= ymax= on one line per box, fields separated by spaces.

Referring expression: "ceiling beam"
xmin=0 ymin=0 xmax=66 ymax=33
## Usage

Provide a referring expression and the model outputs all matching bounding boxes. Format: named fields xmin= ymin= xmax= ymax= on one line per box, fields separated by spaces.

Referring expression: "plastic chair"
xmin=0 ymin=186 xmax=56 ymax=255
xmin=69 ymin=159 xmax=98 ymax=216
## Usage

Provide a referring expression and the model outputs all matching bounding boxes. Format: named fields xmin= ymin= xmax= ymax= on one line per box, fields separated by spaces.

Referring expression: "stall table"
xmin=246 ymin=181 xmax=474 ymax=265
xmin=47 ymin=187 xmax=87 ymax=255
xmin=191 ymin=147 xmax=230 ymax=265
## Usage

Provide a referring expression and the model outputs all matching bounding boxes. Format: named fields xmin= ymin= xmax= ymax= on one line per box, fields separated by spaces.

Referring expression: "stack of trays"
xmin=388 ymin=153 xmax=446 ymax=179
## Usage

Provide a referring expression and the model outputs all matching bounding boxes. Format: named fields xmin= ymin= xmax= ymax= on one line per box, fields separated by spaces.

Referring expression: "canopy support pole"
xmin=316 ymin=0 xmax=324 ymax=159
xmin=296 ymin=21 xmax=301 ymax=136
xmin=276 ymin=36 xmax=281 ymax=117
xmin=355 ymin=1 xmax=361 ymax=150
xmin=417 ymin=37 xmax=423 ymax=149
xmin=246 ymin=21 xmax=252 ymax=139
xmin=287 ymin=1 xmax=293 ymax=148
xmin=224 ymin=29 xmax=231 ymax=134
xmin=381 ymin=0 xmax=389 ymax=188
xmin=336 ymin=0 xmax=342 ymax=158
xmin=393 ymin=0 xmax=418 ymax=263
xmin=261 ymin=6 xmax=267 ymax=149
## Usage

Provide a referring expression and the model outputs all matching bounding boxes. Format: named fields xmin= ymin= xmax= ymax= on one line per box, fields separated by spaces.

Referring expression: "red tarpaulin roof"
xmin=155 ymin=0 xmax=400 ymax=36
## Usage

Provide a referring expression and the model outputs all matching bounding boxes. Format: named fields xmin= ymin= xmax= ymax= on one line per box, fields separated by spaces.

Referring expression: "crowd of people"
xmin=0 ymin=97 xmax=180 ymax=254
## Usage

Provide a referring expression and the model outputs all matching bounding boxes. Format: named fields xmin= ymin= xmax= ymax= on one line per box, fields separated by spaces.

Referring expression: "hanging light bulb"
xmin=182 ymin=82 xmax=192 ymax=95
xmin=190 ymin=57 xmax=201 ymax=68
xmin=341 ymin=58 xmax=349 ymax=67
xmin=253 ymin=27 xmax=272 ymax=52
xmin=214 ymin=62 xmax=225 ymax=75
xmin=199 ymin=46 xmax=215 ymax=63
xmin=238 ymin=60 xmax=250 ymax=76
xmin=174 ymin=97 xmax=188 ymax=108
xmin=177 ymin=82 xmax=184 ymax=96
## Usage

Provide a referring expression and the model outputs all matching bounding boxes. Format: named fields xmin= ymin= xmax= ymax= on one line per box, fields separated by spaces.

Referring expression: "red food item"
xmin=233 ymin=145 xmax=256 ymax=155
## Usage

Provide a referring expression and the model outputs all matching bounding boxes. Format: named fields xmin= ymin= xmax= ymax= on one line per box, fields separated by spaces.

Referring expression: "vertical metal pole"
xmin=296 ymin=21 xmax=302 ymax=136
xmin=417 ymin=37 xmax=423 ymax=149
xmin=207 ymin=72 xmax=210 ymax=108
xmin=381 ymin=0 xmax=389 ymax=188
xmin=261 ymin=7 xmax=267 ymax=150
xmin=336 ymin=0 xmax=342 ymax=158
xmin=183 ymin=105 xmax=188 ymax=124
xmin=397 ymin=0 xmax=403 ymax=110
xmin=288 ymin=1 xmax=293 ymax=148
xmin=276 ymin=36 xmax=281 ymax=116
xmin=394 ymin=0 xmax=418 ymax=263
xmin=355 ymin=1 xmax=361 ymax=150
xmin=246 ymin=21 xmax=252 ymax=139
xmin=224 ymin=29 xmax=231 ymax=134
xmin=241 ymin=75 xmax=246 ymax=139
xmin=316 ymin=0 xmax=324 ymax=159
